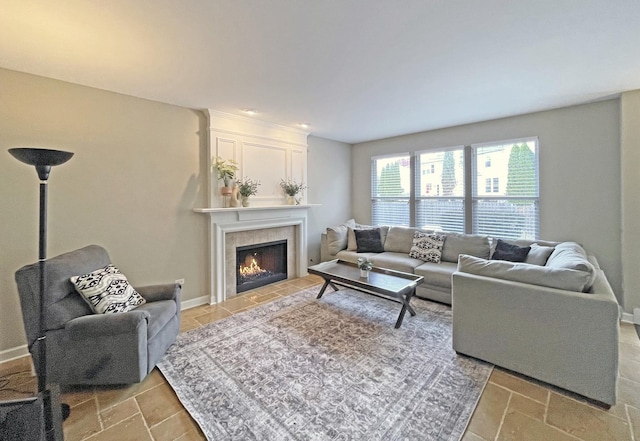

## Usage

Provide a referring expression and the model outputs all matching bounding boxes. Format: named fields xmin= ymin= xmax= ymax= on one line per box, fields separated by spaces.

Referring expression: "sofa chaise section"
xmin=452 ymin=251 xmax=620 ymax=406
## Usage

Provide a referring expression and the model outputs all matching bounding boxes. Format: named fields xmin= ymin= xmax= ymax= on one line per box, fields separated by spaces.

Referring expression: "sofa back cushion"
xmin=384 ymin=226 xmax=429 ymax=253
xmin=326 ymin=219 xmax=356 ymax=255
xmin=457 ymin=254 xmax=592 ymax=292
xmin=442 ymin=233 xmax=490 ymax=263
xmin=14 ymin=245 xmax=110 ymax=345
xmin=546 ymin=242 xmax=596 ymax=290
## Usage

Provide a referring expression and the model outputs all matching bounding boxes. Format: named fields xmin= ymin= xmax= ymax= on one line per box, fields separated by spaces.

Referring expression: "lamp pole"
xmin=9 ymin=148 xmax=74 ymax=441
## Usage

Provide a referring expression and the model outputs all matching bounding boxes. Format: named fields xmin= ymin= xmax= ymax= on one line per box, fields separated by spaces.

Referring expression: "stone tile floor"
xmin=1 ymin=274 xmax=639 ymax=440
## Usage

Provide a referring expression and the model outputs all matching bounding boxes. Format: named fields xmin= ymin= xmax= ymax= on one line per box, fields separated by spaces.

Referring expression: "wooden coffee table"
xmin=308 ymin=259 xmax=424 ymax=328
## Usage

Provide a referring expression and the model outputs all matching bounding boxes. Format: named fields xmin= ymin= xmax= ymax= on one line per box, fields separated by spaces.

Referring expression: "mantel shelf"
xmin=194 ymin=204 xmax=320 ymax=214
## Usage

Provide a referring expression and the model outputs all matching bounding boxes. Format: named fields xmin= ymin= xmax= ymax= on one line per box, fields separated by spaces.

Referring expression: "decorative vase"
xmin=242 ymin=196 xmax=250 ymax=207
xmin=220 ymin=186 xmax=233 ymax=195
xmin=287 ymin=195 xmax=295 ymax=205
xmin=360 ymin=269 xmax=369 ymax=278
xmin=229 ymin=186 xmax=240 ymax=207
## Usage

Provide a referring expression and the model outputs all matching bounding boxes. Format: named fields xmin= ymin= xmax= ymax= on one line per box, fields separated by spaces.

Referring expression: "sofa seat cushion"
xmin=136 ymin=299 xmax=177 ymax=340
xmin=442 ymin=233 xmax=490 ymax=263
xmin=457 ymin=254 xmax=592 ymax=292
xmin=368 ymin=252 xmax=424 ymax=273
xmin=335 ymin=250 xmax=377 ymax=263
xmin=414 ymin=261 xmax=458 ymax=289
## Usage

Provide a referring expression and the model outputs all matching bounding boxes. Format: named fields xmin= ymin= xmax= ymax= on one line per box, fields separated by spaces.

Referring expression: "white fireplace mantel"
xmin=198 ymin=110 xmax=315 ymax=304
xmin=194 ymin=205 xmax=318 ymax=304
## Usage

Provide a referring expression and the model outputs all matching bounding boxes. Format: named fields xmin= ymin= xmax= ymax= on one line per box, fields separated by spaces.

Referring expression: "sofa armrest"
xmin=65 ymin=310 xmax=150 ymax=339
xmin=452 ymin=271 xmax=619 ymax=405
xmin=136 ymin=283 xmax=181 ymax=303
xmin=320 ymin=233 xmax=334 ymax=262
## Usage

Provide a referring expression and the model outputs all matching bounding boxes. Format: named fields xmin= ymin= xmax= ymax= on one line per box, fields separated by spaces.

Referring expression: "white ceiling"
xmin=1 ymin=0 xmax=639 ymax=144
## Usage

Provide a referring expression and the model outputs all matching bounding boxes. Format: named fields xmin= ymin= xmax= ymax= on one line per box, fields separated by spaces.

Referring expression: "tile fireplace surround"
xmin=194 ymin=205 xmax=312 ymax=304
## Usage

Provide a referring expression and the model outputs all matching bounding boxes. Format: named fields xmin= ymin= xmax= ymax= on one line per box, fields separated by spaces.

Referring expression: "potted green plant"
xmin=279 ymin=178 xmax=308 ymax=205
xmin=213 ymin=156 xmax=239 ymax=193
xmin=357 ymin=257 xmax=373 ymax=278
xmin=236 ymin=177 xmax=260 ymax=207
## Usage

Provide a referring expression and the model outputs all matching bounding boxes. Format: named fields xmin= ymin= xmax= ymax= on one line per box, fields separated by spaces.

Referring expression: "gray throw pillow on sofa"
xmin=355 ymin=228 xmax=385 ymax=253
xmin=525 ymin=243 xmax=555 ymax=266
xmin=326 ymin=219 xmax=356 ymax=255
xmin=457 ymin=254 xmax=592 ymax=292
xmin=348 ymin=225 xmax=389 ymax=251
xmin=491 ymin=239 xmax=530 ymax=262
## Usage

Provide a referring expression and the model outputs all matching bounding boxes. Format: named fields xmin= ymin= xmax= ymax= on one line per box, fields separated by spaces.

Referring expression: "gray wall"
xmin=306 ymin=135 xmax=352 ymax=265
xmin=0 ymin=68 xmax=210 ymax=357
xmin=621 ymin=90 xmax=640 ymax=314
xmin=351 ymin=100 xmax=624 ymax=303
xmin=0 ymin=68 xmax=353 ymax=358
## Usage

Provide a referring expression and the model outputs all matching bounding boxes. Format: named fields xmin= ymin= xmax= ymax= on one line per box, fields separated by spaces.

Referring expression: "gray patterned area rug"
xmin=158 ymin=287 xmax=492 ymax=441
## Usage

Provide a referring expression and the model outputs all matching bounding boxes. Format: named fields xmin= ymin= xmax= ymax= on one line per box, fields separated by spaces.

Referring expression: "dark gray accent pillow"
xmin=491 ymin=239 xmax=531 ymax=262
xmin=355 ymin=228 xmax=384 ymax=253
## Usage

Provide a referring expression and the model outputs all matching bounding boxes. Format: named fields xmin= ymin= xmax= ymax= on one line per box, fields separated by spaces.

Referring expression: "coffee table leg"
xmin=316 ymin=279 xmax=330 ymax=299
xmin=406 ymin=288 xmax=416 ymax=317
xmin=395 ymin=288 xmax=417 ymax=329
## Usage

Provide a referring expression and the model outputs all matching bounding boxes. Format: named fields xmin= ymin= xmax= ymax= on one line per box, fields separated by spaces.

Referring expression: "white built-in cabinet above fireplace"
xmin=195 ymin=110 xmax=318 ymax=304
xmin=205 ymin=109 xmax=310 ymax=209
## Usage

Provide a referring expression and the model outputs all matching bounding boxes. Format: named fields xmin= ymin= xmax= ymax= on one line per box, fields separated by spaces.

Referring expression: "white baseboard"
xmin=0 ymin=296 xmax=211 ymax=365
xmin=182 ymin=295 xmax=210 ymax=310
xmin=622 ymin=309 xmax=640 ymax=325
xmin=0 ymin=344 xmax=29 ymax=364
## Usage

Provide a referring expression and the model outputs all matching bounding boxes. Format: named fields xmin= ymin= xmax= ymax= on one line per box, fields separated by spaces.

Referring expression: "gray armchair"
xmin=14 ymin=244 xmax=181 ymax=385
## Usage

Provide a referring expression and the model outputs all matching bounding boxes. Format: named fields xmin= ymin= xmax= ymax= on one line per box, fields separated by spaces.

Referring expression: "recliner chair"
xmin=14 ymin=244 xmax=181 ymax=385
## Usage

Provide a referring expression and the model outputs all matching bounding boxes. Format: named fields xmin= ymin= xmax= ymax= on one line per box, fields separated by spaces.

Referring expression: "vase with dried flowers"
xmin=279 ymin=178 xmax=308 ymax=205
xmin=236 ymin=177 xmax=260 ymax=207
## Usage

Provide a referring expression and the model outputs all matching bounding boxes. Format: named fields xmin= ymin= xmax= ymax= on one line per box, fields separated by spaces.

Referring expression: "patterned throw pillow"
xmin=409 ymin=231 xmax=446 ymax=263
xmin=70 ymin=264 xmax=146 ymax=314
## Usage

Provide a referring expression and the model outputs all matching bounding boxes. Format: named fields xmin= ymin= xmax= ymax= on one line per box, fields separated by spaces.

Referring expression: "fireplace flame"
xmin=240 ymin=256 xmax=267 ymax=277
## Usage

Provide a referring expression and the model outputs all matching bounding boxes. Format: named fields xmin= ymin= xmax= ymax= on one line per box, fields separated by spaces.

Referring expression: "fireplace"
xmin=236 ymin=239 xmax=288 ymax=293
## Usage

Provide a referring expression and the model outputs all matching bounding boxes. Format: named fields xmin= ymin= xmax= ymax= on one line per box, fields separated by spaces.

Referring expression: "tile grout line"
xmin=493 ymin=391 xmax=512 ymax=441
xmin=626 ymin=404 xmax=636 ymax=441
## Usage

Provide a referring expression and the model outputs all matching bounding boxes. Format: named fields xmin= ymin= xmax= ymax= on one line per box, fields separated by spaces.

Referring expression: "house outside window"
xmin=416 ymin=148 xmax=465 ymax=232
xmin=472 ymin=139 xmax=539 ymax=239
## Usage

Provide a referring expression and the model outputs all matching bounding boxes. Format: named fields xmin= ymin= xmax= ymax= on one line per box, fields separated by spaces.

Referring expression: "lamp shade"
xmin=9 ymin=148 xmax=74 ymax=180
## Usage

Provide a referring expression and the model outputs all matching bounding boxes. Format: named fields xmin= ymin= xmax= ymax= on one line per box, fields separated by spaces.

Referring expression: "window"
xmin=371 ymin=137 xmax=539 ymax=240
xmin=415 ymin=148 xmax=465 ymax=233
xmin=472 ymin=139 xmax=539 ymax=240
xmin=371 ymin=154 xmax=411 ymax=226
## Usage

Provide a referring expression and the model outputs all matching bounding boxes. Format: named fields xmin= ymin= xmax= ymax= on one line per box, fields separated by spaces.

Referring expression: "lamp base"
xmin=43 ymin=385 xmax=64 ymax=441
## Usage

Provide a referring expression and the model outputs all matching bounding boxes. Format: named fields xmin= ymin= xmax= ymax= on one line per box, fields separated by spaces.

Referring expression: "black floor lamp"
xmin=8 ymin=147 xmax=74 ymax=441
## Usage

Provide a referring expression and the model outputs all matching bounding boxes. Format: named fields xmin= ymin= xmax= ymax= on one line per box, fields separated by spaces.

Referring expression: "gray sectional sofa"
xmin=320 ymin=220 xmax=620 ymax=406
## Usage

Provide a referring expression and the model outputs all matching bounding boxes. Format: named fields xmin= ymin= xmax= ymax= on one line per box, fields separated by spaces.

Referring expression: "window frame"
xmin=371 ymin=137 xmax=540 ymax=240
